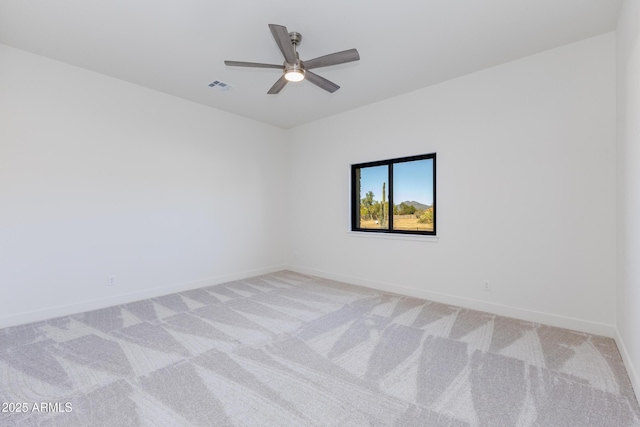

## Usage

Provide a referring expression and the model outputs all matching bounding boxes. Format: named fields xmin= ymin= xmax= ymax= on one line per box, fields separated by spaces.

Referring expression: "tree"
xmin=397 ymin=202 xmax=416 ymax=215
xmin=360 ymin=205 xmax=368 ymax=219
xmin=417 ymin=208 xmax=434 ymax=224
xmin=372 ymin=201 xmax=381 ymax=220
xmin=361 ymin=191 xmax=376 ymax=220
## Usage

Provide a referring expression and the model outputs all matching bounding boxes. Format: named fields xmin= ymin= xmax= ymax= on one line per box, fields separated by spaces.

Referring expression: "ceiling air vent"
xmin=208 ymin=80 xmax=233 ymax=91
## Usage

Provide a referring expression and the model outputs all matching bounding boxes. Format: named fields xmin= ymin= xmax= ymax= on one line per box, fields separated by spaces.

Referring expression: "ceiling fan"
xmin=224 ymin=24 xmax=360 ymax=94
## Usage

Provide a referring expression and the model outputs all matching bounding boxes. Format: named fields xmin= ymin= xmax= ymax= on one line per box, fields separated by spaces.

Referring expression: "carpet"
xmin=0 ymin=270 xmax=638 ymax=426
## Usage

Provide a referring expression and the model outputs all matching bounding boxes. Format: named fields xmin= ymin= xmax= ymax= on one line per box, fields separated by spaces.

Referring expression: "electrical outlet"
xmin=107 ymin=276 xmax=116 ymax=286
xmin=483 ymin=280 xmax=491 ymax=291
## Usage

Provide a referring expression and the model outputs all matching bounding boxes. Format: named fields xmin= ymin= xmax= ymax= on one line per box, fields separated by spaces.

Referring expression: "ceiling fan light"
xmin=285 ymin=69 xmax=305 ymax=82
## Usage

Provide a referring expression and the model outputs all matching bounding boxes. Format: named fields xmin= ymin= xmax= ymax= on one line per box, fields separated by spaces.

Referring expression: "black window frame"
xmin=351 ymin=153 xmax=436 ymax=236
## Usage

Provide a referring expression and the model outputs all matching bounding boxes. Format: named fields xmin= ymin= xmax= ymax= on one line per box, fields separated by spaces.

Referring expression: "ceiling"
xmin=0 ymin=0 xmax=621 ymax=129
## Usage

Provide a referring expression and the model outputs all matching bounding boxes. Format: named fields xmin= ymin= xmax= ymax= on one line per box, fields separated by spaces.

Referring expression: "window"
xmin=351 ymin=153 xmax=436 ymax=235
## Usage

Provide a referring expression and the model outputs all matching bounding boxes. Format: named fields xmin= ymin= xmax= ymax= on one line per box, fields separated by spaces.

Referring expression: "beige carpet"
xmin=1 ymin=270 xmax=638 ymax=426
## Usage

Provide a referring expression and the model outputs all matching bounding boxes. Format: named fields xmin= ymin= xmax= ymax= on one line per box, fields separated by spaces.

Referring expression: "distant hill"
xmin=402 ymin=201 xmax=431 ymax=211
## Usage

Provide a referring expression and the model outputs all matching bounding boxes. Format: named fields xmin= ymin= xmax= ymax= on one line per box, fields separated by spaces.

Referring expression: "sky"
xmin=359 ymin=159 xmax=433 ymax=206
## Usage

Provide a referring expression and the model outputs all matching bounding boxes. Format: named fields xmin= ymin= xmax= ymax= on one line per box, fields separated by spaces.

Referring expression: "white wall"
xmin=287 ymin=34 xmax=617 ymax=336
xmin=0 ymin=44 xmax=288 ymax=327
xmin=0 ymin=33 xmax=621 ymax=340
xmin=616 ymin=0 xmax=640 ymax=399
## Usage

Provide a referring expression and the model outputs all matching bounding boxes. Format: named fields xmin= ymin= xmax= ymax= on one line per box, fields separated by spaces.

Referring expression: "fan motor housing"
xmin=289 ymin=32 xmax=302 ymax=46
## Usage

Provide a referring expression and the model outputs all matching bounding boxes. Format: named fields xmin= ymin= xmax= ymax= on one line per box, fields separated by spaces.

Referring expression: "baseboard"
xmin=615 ymin=329 xmax=640 ymax=402
xmin=288 ymin=265 xmax=616 ymax=338
xmin=0 ymin=264 xmax=287 ymax=329
xmin=2 ymin=263 xmax=617 ymax=339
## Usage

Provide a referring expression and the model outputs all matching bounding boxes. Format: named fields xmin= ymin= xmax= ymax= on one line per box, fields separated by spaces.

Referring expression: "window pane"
xmin=352 ymin=153 xmax=435 ymax=235
xmin=357 ymin=165 xmax=389 ymax=230
xmin=392 ymin=159 xmax=434 ymax=232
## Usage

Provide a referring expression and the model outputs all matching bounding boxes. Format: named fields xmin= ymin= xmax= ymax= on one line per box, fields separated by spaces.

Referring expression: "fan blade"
xmin=303 ymin=49 xmax=360 ymax=70
xmin=267 ymin=75 xmax=288 ymax=94
xmin=305 ymin=71 xmax=340 ymax=93
xmin=224 ymin=61 xmax=282 ymax=69
xmin=269 ymin=24 xmax=297 ymax=64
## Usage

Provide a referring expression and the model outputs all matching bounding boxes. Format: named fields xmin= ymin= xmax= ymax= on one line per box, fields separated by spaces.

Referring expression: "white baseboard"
xmin=615 ymin=330 xmax=640 ymax=402
xmin=288 ymin=265 xmax=616 ymax=338
xmin=1 ymin=262 xmax=617 ymax=340
xmin=0 ymin=264 xmax=287 ymax=329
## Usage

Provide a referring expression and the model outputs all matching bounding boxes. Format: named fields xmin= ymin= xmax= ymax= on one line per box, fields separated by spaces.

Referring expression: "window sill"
xmin=347 ymin=231 xmax=439 ymax=242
